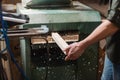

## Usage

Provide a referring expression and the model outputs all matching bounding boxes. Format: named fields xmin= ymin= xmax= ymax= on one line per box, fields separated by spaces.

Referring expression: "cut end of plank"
xmin=52 ymin=32 xmax=69 ymax=55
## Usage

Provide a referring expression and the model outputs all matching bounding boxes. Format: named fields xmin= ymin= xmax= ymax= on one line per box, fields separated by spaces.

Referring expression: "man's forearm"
xmin=80 ymin=20 xmax=119 ymax=48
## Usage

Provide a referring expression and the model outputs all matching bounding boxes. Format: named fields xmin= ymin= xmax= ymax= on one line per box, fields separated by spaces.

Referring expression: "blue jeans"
xmin=101 ymin=55 xmax=120 ymax=80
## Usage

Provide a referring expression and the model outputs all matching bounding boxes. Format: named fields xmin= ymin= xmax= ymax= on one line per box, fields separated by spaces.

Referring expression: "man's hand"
xmin=64 ymin=41 xmax=86 ymax=61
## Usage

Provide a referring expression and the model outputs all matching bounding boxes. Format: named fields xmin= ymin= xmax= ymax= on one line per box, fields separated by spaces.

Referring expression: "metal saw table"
xmin=17 ymin=1 xmax=101 ymax=80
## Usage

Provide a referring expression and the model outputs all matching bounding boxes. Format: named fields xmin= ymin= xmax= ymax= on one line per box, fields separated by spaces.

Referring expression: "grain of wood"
xmin=52 ymin=32 xmax=69 ymax=55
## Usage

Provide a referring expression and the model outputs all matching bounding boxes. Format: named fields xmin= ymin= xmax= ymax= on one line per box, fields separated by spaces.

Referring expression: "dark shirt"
xmin=107 ymin=0 xmax=120 ymax=27
xmin=106 ymin=0 xmax=120 ymax=64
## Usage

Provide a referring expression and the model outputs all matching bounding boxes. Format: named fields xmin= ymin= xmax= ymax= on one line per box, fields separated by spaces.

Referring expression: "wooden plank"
xmin=0 ymin=41 xmax=12 ymax=80
xmin=52 ymin=32 xmax=69 ymax=55
xmin=31 ymin=33 xmax=79 ymax=44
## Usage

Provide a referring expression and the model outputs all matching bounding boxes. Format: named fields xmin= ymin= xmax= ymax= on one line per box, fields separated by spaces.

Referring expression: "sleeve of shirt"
xmin=107 ymin=0 xmax=120 ymax=28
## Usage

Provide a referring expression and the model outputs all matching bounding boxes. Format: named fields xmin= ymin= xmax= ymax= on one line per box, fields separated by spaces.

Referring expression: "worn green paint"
xmin=18 ymin=1 xmax=101 ymax=80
